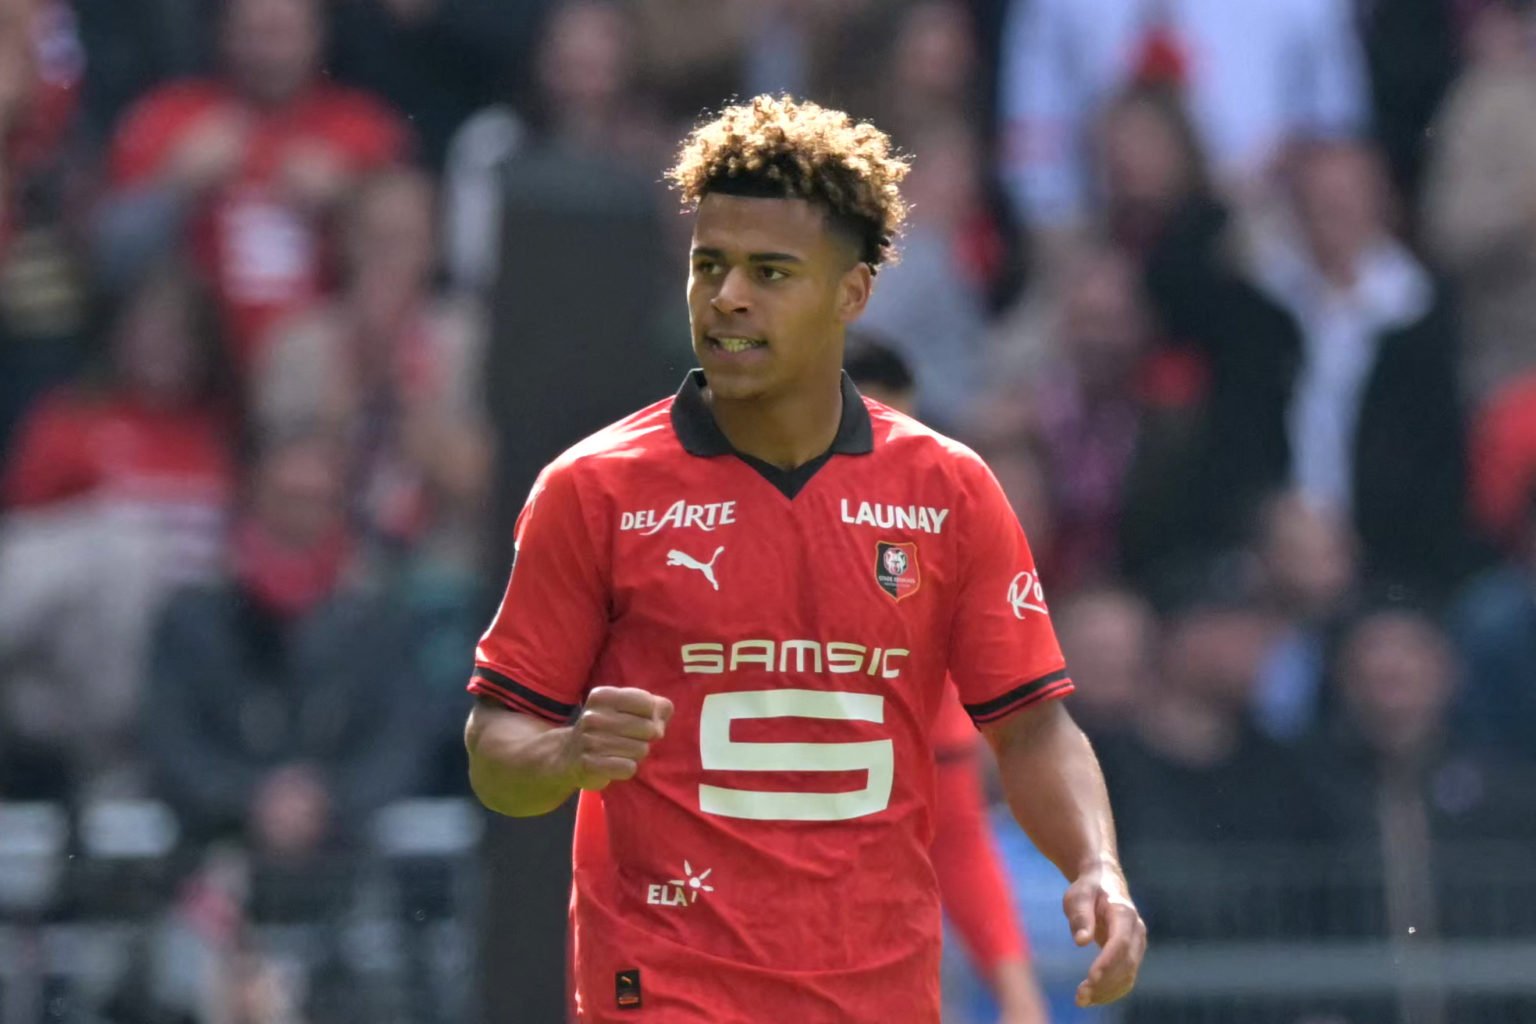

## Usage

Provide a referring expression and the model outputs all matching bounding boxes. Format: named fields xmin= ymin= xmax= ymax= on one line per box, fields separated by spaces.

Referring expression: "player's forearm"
xmin=985 ymin=701 xmax=1121 ymax=882
xmin=465 ymin=702 xmax=581 ymax=817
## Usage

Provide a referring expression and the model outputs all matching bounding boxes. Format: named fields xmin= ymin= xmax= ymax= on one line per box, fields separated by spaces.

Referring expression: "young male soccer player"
xmin=465 ymin=95 xmax=1146 ymax=1022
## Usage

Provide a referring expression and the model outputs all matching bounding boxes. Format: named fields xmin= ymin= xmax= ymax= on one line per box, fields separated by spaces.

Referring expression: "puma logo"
xmin=667 ymin=546 xmax=725 ymax=591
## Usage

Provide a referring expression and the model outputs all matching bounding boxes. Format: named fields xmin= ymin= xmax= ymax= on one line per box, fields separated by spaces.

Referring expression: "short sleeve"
xmin=947 ymin=457 xmax=1073 ymax=725
xmin=470 ymin=463 xmax=609 ymax=723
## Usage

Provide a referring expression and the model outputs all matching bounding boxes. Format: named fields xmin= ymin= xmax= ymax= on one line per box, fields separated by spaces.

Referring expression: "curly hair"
xmin=667 ymin=95 xmax=910 ymax=270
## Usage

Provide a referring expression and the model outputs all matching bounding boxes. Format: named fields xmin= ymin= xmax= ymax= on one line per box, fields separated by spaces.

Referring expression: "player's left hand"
xmin=1063 ymin=859 xmax=1146 ymax=1007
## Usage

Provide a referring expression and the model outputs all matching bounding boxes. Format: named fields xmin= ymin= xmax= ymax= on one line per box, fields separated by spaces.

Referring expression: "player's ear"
xmin=835 ymin=260 xmax=874 ymax=325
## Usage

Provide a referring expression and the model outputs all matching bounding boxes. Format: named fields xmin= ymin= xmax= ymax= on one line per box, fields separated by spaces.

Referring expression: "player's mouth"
xmin=706 ymin=335 xmax=769 ymax=357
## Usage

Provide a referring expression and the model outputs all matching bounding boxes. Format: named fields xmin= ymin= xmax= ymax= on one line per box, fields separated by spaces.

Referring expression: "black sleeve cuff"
xmin=964 ymin=669 xmax=1074 ymax=725
xmin=468 ymin=666 xmax=579 ymax=724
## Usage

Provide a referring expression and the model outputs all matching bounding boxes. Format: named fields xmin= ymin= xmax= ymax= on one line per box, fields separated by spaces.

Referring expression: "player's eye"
xmin=692 ymin=259 xmax=720 ymax=276
xmin=757 ymin=266 xmax=789 ymax=282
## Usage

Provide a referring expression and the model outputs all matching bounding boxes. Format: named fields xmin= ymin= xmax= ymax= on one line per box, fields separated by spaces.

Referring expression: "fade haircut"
xmin=667 ymin=95 xmax=910 ymax=271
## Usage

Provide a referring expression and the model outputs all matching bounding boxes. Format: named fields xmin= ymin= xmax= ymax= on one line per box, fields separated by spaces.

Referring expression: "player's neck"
xmin=707 ymin=373 xmax=843 ymax=471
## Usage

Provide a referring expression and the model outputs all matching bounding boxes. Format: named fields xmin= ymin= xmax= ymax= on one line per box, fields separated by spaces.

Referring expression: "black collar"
xmin=669 ymin=369 xmax=874 ymax=497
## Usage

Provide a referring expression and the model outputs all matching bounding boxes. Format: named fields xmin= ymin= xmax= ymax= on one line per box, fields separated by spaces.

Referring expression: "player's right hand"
xmin=564 ymin=686 xmax=674 ymax=791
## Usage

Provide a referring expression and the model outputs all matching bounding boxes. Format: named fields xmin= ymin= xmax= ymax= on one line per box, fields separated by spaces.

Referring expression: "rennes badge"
xmin=874 ymin=541 xmax=920 ymax=601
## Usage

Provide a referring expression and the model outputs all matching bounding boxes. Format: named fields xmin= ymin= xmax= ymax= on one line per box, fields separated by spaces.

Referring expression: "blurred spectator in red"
xmin=1310 ymin=604 xmax=1536 ymax=944
xmin=97 ymin=0 xmax=410 ymax=373
xmin=977 ymin=245 xmax=1151 ymax=589
xmin=1425 ymin=0 xmax=1536 ymax=400
xmin=0 ymin=0 xmax=91 ymax=460
xmin=998 ymin=0 xmax=1369 ymax=251
xmin=1231 ymin=141 xmax=1469 ymax=595
xmin=442 ymin=0 xmax=666 ymax=296
xmin=141 ymin=429 xmax=425 ymax=855
xmin=0 ymin=260 xmax=235 ymax=799
xmin=1249 ymin=490 xmax=1361 ymax=741
xmin=255 ymin=166 xmax=490 ymax=570
xmin=1052 ymin=584 xmax=1154 ymax=741
xmin=1448 ymin=481 xmax=1536 ymax=754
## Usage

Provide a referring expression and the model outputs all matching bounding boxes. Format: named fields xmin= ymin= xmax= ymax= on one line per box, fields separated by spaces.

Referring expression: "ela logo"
xmin=647 ymin=861 xmax=714 ymax=907
xmin=874 ymin=541 xmax=920 ymax=601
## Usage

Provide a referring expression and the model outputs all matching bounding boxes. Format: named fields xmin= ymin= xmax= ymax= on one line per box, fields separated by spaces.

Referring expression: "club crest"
xmin=875 ymin=541 xmax=920 ymax=601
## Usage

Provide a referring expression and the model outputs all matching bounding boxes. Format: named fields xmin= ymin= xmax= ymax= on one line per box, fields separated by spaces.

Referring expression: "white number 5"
xmin=698 ymin=689 xmax=894 ymax=821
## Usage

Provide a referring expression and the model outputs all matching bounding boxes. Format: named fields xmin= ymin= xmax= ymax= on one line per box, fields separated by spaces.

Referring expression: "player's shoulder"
xmin=864 ymin=398 xmax=993 ymax=481
xmin=538 ymin=396 xmax=680 ymax=485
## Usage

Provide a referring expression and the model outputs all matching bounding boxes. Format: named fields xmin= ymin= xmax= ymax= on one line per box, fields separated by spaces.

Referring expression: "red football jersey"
xmin=471 ymin=372 xmax=1072 ymax=1023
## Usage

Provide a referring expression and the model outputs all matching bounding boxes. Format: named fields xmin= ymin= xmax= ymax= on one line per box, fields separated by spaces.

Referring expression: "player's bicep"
xmin=947 ymin=460 xmax=1073 ymax=725
xmin=471 ymin=466 xmax=607 ymax=721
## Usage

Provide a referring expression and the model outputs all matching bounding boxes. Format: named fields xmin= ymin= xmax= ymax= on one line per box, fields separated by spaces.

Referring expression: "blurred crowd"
xmin=3 ymin=0 xmax=1536 ymax=1021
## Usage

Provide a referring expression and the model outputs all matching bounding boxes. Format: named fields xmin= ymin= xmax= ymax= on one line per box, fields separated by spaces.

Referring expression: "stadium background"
xmin=2 ymin=0 xmax=1536 ymax=1021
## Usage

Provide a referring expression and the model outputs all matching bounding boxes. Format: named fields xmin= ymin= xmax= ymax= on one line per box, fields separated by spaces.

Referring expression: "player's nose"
xmin=710 ymin=267 xmax=752 ymax=314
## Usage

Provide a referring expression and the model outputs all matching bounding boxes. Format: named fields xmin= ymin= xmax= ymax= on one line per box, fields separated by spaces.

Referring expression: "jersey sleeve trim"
xmin=964 ymin=668 xmax=1074 ymax=725
xmin=469 ymin=666 xmax=579 ymax=724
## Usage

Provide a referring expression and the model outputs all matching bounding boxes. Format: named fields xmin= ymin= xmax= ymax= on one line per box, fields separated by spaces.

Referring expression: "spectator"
xmin=0 ymin=0 xmax=91 ymax=459
xmin=1249 ymin=489 xmax=1360 ymax=741
xmin=1052 ymin=585 xmax=1154 ymax=741
xmin=1101 ymin=566 xmax=1339 ymax=941
xmin=254 ymin=166 xmax=490 ymax=571
xmin=325 ymin=0 xmax=552 ymax=169
xmin=1425 ymin=0 xmax=1536 ymax=400
xmin=1310 ymin=605 xmax=1536 ymax=944
xmin=442 ymin=0 xmax=667 ymax=296
xmin=861 ymin=2 xmax=1027 ymax=314
xmin=874 ymin=0 xmax=985 ymax=139
xmin=142 ymin=429 xmax=425 ymax=856
xmin=97 ymin=0 xmax=410 ymax=373
xmin=1448 ymin=482 xmax=1536 ymax=754
xmin=859 ymin=122 xmax=993 ymax=431
xmin=1231 ymin=142 xmax=1469 ymax=595
xmin=979 ymin=244 xmax=1151 ymax=589
xmin=998 ymin=0 xmax=1369 ymax=244
xmin=0 ymin=260 xmax=235 ymax=798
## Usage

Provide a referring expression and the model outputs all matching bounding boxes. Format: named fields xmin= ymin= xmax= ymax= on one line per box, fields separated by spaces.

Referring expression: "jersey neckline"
xmin=668 ymin=369 xmax=874 ymax=499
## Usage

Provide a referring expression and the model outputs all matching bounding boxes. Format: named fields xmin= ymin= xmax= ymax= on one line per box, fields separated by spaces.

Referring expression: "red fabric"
xmin=106 ymin=79 xmax=409 ymax=369
xmin=1 ymin=391 xmax=232 ymax=511
xmin=472 ymin=389 xmax=1069 ymax=1022
xmin=930 ymin=692 xmax=1029 ymax=976
xmin=231 ymin=519 xmax=352 ymax=619
xmin=1470 ymin=372 xmax=1536 ymax=548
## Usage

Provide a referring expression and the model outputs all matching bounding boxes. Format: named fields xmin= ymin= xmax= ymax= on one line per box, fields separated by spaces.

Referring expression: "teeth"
xmin=716 ymin=337 xmax=763 ymax=353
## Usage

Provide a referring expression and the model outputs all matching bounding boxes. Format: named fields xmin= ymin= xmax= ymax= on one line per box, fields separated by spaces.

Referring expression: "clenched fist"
xmin=563 ymin=686 xmax=674 ymax=791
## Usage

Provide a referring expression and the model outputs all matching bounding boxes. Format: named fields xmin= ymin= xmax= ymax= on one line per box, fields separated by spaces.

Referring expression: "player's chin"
xmin=697 ymin=355 xmax=772 ymax=400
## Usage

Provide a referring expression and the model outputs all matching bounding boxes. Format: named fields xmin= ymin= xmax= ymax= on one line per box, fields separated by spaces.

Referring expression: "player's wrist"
xmin=1073 ymin=853 xmax=1123 ymax=880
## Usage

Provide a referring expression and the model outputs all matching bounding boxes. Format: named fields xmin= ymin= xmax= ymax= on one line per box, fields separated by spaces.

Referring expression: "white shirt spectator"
xmin=999 ymin=0 xmax=1369 ymax=229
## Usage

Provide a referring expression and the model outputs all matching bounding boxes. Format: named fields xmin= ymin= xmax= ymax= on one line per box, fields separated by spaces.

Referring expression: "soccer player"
xmin=465 ymin=95 xmax=1145 ymax=1022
